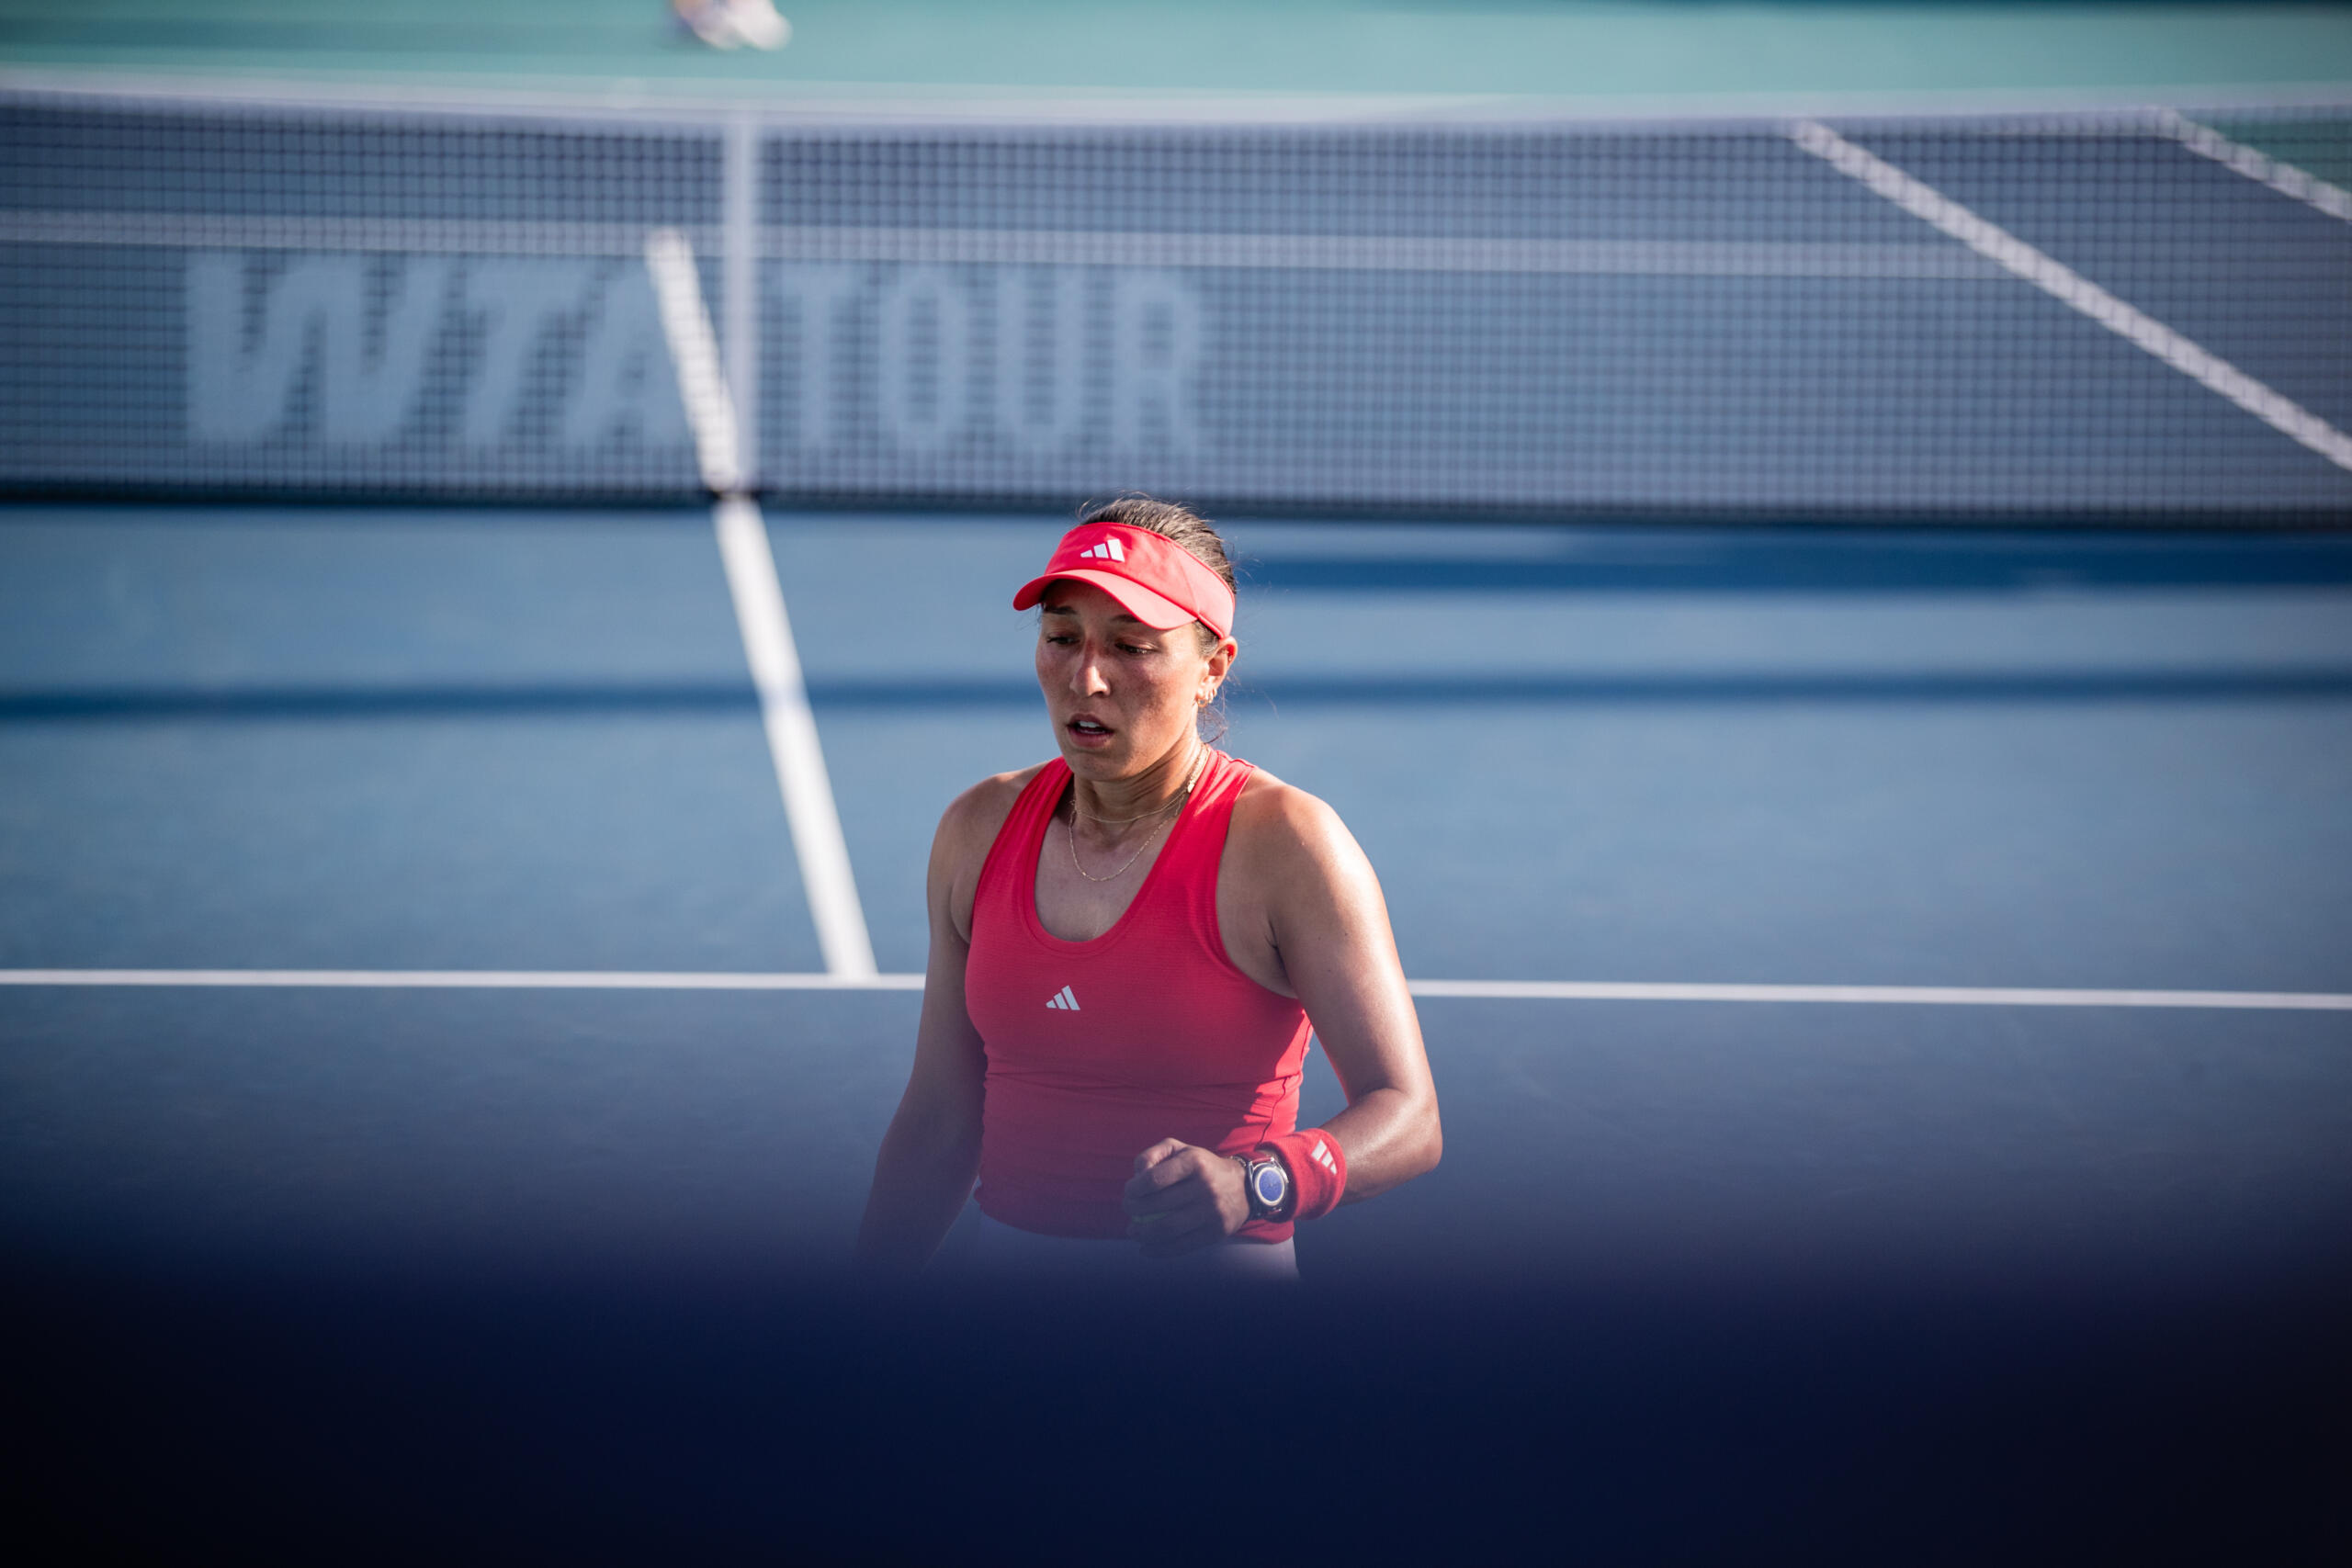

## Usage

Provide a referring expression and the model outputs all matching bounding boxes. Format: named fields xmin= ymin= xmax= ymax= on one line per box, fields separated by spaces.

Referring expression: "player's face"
xmin=1035 ymin=581 xmax=1225 ymax=779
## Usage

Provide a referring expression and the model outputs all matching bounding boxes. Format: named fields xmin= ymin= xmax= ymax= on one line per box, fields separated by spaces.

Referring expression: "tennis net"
xmin=3 ymin=83 xmax=2347 ymax=520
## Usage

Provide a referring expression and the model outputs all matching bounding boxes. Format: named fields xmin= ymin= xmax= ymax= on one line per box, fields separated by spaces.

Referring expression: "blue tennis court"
xmin=7 ymin=503 xmax=2352 ymax=1556
xmin=9 ymin=502 xmax=2352 ymax=1272
xmin=6 ymin=8 xmax=2352 ymax=1559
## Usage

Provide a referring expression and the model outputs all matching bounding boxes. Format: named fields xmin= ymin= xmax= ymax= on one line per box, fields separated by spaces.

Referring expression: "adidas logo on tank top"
xmin=1045 ymin=986 xmax=1080 ymax=1011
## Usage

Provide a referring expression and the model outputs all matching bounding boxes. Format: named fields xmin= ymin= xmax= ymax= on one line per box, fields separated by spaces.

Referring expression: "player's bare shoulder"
xmin=1228 ymin=764 xmax=1366 ymax=885
xmin=933 ymin=763 xmax=1052 ymax=932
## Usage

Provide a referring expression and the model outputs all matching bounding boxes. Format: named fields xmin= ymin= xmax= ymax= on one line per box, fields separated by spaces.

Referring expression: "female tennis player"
xmin=854 ymin=499 xmax=1440 ymax=1280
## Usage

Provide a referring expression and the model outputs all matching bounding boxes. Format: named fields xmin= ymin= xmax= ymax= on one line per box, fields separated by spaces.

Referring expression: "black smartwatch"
xmin=1239 ymin=1148 xmax=1294 ymax=1223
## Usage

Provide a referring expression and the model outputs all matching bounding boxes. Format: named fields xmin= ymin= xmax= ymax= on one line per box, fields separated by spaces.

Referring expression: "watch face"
xmin=1251 ymin=1164 xmax=1287 ymax=1208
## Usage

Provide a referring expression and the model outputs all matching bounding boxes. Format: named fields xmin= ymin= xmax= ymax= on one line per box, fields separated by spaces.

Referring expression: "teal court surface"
xmin=6 ymin=0 xmax=2352 ymax=104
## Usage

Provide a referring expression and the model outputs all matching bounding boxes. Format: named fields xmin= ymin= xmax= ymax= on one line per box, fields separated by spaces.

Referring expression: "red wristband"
xmin=1265 ymin=1128 xmax=1347 ymax=1223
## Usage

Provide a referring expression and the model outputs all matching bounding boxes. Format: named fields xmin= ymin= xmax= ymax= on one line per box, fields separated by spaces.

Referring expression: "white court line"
xmin=0 ymin=970 xmax=921 ymax=990
xmin=644 ymin=227 xmax=742 ymax=494
xmin=759 ymin=226 xmax=1998 ymax=278
xmin=1407 ymin=979 xmax=2352 ymax=1010
xmin=1790 ymin=119 xmax=2352 ymax=476
xmin=646 ymin=227 xmax=879 ymax=980
xmin=712 ymin=499 xmax=879 ymax=979
xmin=0 ymin=211 xmax=707 ymax=255
xmin=4 ymin=971 xmax=2349 ymax=1010
xmin=2157 ymin=110 xmax=2352 ymax=222
xmin=0 ymin=211 xmax=1996 ymax=280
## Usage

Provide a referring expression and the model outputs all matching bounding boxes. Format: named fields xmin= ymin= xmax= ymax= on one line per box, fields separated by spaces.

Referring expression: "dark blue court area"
xmin=5 ymin=503 xmax=2350 ymax=1558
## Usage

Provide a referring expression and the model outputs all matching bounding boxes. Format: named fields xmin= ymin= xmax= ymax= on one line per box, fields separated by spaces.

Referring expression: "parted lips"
xmin=1012 ymin=524 xmax=1235 ymax=640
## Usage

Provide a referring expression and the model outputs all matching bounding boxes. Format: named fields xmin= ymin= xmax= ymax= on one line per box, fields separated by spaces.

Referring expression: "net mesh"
xmin=4 ymin=87 xmax=2347 ymax=520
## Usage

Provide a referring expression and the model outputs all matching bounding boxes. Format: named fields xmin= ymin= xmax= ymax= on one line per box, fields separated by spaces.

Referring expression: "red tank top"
xmin=965 ymin=750 xmax=1312 ymax=1242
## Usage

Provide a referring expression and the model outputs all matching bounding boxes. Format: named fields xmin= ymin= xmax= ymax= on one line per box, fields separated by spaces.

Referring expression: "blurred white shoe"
xmin=673 ymin=0 xmax=790 ymax=51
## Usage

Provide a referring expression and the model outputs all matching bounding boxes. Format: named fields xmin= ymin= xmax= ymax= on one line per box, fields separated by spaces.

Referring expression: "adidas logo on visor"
xmin=1079 ymin=538 xmax=1126 ymax=563
xmin=1046 ymin=986 xmax=1080 ymax=1011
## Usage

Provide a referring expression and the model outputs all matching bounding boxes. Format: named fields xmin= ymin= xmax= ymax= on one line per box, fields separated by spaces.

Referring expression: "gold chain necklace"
xmin=1065 ymin=748 xmax=1208 ymax=883
xmin=1073 ymin=797 xmax=1181 ymax=826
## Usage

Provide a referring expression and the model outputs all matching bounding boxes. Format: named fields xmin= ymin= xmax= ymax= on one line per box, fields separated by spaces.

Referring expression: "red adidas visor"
xmin=1011 ymin=524 xmax=1235 ymax=640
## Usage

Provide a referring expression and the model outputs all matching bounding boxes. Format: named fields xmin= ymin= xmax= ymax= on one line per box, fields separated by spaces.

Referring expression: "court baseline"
xmin=3 ymin=970 xmax=2347 ymax=1011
